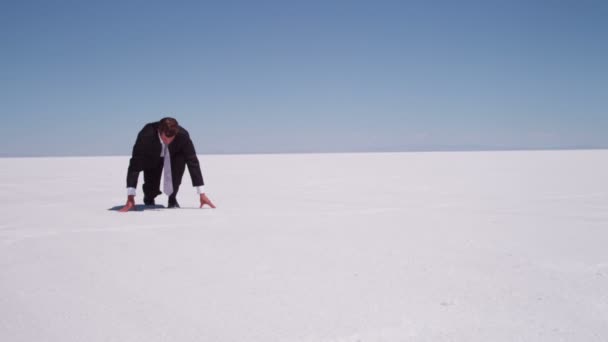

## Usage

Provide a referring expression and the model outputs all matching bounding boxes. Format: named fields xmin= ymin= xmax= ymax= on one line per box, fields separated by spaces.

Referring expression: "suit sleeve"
xmin=126 ymin=130 xmax=147 ymax=188
xmin=183 ymin=137 xmax=205 ymax=187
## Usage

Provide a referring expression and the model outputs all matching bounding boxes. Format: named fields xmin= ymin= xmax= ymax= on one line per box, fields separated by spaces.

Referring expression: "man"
xmin=119 ymin=117 xmax=216 ymax=212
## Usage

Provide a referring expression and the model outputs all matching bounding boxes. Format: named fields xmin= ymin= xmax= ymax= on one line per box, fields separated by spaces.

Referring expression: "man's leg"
xmin=168 ymin=154 xmax=186 ymax=207
xmin=143 ymin=159 xmax=163 ymax=205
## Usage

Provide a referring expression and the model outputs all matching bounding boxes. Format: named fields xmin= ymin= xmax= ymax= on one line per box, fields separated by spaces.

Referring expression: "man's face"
xmin=160 ymin=132 xmax=175 ymax=145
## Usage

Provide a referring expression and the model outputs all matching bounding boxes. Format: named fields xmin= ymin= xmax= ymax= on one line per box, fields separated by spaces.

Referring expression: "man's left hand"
xmin=200 ymin=193 xmax=216 ymax=208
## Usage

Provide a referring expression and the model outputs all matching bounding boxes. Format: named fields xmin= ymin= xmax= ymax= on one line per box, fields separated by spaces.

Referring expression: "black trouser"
xmin=142 ymin=154 xmax=187 ymax=203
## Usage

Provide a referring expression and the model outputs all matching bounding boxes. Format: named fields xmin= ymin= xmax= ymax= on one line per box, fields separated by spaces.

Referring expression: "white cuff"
xmin=127 ymin=187 xmax=136 ymax=196
xmin=196 ymin=185 xmax=205 ymax=194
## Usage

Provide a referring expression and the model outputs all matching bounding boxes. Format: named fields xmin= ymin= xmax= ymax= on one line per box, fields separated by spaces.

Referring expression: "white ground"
xmin=1 ymin=150 xmax=607 ymax=341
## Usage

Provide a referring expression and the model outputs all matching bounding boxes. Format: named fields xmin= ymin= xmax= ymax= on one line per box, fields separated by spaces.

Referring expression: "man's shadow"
xmin=108 ymin=204 xmax=166 ymax=212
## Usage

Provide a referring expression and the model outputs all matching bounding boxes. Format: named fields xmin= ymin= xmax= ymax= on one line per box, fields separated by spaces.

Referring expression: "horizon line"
xmin=1 ymin=146 xmax=607 ymax=159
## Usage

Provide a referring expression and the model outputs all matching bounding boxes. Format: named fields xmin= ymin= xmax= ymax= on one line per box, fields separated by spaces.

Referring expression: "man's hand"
xmin=119 ymin=195 xmax=135 ymax=212
xmin=200 ymin=193 xmax=216 ymax=208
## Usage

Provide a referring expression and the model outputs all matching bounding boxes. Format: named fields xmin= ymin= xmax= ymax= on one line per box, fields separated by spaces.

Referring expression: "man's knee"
xmin=143 ymin=183 xmax=161 ymax=197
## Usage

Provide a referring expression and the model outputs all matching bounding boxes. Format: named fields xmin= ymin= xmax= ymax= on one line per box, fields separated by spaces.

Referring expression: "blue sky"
xmin=1 ymin=0 xmax=606 ymax=156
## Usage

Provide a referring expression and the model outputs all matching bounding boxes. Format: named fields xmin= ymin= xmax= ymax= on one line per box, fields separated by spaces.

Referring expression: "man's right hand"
xmin=119 ymin=195 xmax=135 ymax=212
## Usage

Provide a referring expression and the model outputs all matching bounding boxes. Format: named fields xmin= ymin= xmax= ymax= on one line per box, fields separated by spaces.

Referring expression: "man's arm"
xmin=182 ymin=136 xmax=205 ymax=187
xmin=126 ymin=130 xmax=148 ymax=189
xmin=181 ymin=134 xmax=216 ymax=209
xmin=120 ymin=128 xmax=148 ymax=212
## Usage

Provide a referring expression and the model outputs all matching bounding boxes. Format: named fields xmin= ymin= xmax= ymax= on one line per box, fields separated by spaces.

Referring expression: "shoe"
xmin=168 ymin=198 xmax=180 ymax=208
xmin=143 ymin=198 xmax=156 ymax=206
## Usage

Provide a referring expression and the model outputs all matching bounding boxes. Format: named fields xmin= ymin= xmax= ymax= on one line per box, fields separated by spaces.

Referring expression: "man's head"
xmin=158 ymin=117 xmax=179 ymax=144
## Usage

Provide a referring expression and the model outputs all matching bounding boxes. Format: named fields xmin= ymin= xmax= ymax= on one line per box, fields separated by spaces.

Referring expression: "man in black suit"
xmin=119 ymin=117 xmax=216 ymax=212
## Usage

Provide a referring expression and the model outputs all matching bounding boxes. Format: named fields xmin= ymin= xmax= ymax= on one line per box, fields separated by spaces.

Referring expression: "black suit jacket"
xmin=126 ymin=122 xmax=204 ymax=188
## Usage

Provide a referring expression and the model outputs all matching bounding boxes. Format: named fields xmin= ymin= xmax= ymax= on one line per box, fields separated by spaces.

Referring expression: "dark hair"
xmin=159 ymin=117 xmax=179 ymax=137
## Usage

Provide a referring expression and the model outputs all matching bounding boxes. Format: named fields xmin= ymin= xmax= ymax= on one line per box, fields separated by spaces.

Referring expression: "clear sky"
xmin=1 ymin=0 xmax=607 ymax=156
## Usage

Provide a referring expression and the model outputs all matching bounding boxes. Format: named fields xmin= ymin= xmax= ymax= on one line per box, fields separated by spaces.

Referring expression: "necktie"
xmin=163 ymin=144 xmax=173 ymax=196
